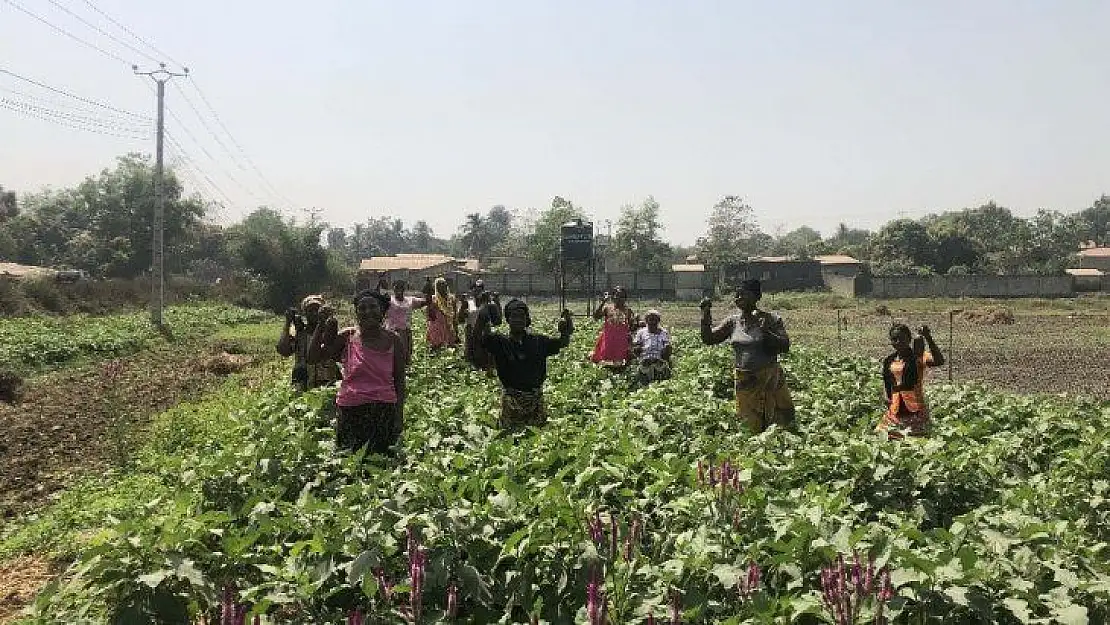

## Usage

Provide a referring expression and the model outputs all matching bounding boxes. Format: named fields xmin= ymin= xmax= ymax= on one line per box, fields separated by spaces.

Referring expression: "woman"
xmin=590 ymin=286 xmax=635 ymax=367
xmin=425 ymin=277 xmax=459 ymax=350
xmin=384 ymin=280 xmax=428 ymax=358
xmin=476 ymin=299 xmax=574 ymax=431
xmin=276 ymin=294 xmax=340 ymax=392
xmin=632 ymin=309 xmax=673 ymax=387
xmin=700 ymin=279 xmax=795 ymax=433
xmin=462 ymin=284 xmax=502 ymax=372
xmin=308 ymin=290 xmax=408 ymax=455
xmin=876 ymin=323 xmax=945 ymax=439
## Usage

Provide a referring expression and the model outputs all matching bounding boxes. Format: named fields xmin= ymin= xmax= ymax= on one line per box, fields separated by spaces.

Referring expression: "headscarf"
xmin=645 ymin=309 xmax=662 ymax=321
xmin=300 ymin=294 xmax=325 ymax=311
xmin=738 ymin=279 xmax=762 ymax=297
xmin=503 ymin=298 xmax=531 ymax=327
xmin=432 ymin=277 xmax=456 ymax=314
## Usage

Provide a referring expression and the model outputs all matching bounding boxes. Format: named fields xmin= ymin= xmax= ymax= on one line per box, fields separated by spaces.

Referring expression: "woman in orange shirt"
xmin=877 ymin=323 xmax=945 ymax=438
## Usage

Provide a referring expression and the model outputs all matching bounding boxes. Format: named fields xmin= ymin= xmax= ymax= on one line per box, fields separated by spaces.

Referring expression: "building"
xmin=725 ymin=257 xmax=824 ymax=292
xmin=671 ymin=264 xmax=708 ymax=301
xmin=814 ymin=254 xmax=862 ymax=278
xmin=356 ymin=254 xmax=480 ymax=292
xmin=1066 ymin=268 xmax=1106 ymax=292
xmin=1077 ymin=247 xmax=1110 ymax=272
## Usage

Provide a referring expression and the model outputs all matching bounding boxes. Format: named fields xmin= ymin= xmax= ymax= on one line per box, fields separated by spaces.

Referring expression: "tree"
xmin=695 ymin=195 xmax=762 ymax=271
xmin=771 ymin=226 xmax=823 ymax=258
xmin=1076 ymin=195 xmax=1110 ymax=246
xmin=459 ymin=212 xmax=487 ymax=259
xmin=232 ymin=208 xmax=332 ymax=311
xmin=524 ymin=196 xmax=584 ymax=273
xmin=613 ymin=196 xmax=673 ymax=271
xmin=870 ymin=219 xmax=934 ymax=273
xmin=0 ymin=185 xmax=16 ymax=221
xmin=825 ymin=223 xmax=871 ymax=259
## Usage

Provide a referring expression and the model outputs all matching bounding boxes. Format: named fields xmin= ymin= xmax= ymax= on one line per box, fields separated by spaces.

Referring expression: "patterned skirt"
xmin=336 ymin=402 xmax=402 ymax=455
xmin=499 ymin=388 xmax=547 ymax=431
xmin=635 ymin=359 xmax=672 ymax=387
xmin=876 ymin=404 xmax=930 ymax=439
xmin=735 ymin=364 xmax=795 ymax=433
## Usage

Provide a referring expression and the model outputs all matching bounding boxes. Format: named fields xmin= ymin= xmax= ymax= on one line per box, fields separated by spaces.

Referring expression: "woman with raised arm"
xmin=700 ymin=279 xmax=795 ymax=433
xmin=476 ymin=299 xmax=574 ymax=432
xmin=384 ymin=279 xmax=428 ymax=359
xmin=589 ymin=286 xmax=634 ymax=368
xmin=425 ymin=277 xmax=459 ymax=351
xmin=876 ymin=323 xmax=945 ymax=439
xmin=308 ymin=290 xmax=409 ymax=455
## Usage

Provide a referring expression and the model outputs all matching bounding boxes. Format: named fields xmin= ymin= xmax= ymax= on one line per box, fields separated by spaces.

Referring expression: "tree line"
xmin=1 ymin=154 xmax=1108 ymax=309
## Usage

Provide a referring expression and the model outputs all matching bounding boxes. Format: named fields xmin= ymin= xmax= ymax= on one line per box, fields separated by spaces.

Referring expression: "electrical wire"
xmin=0 ymin=85 xmax=148 ymax=127
xmin=165 ymin=131 xmax=235 ymax=208
xmin=41 ymin=0 xmax=161 ymax=65
xmin=0 ymin=98 xmax=148 ymax=140
xmin=0 ymin=0 xmax=129 ymax=65
xmin=185 ymin=78 xmax=295 ymax=207
xmin=1 ymin=97 xmax=152 ymax=135
xmin=0 ymin=67 xmax=151 ymax=120
xmin=79 ymin=0 xmax=184 ymax=69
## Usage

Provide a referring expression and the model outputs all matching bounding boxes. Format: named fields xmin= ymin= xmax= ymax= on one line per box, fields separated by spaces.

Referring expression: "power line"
xmin=0 ymin=85 xmax=148 ymax=126
xmin=79 ymin=0 xmax=184 ymax=69
xmin=165 ymin=132 xmax=234 ymax=207
xmin=1 ymin=97 xmax=152 ymax=135
xmin=41 ymin=0 xmax=161 ymax=65
xmin=0 ymin=0 xmax=128 ymax=65
xmin=0 ymin=98 xmax=149 ymax=140
xmin=164 ymin=103 xmax=259 ymax=202
xmin=186 ymin=78 xmax=295 ymax=208
xmin=0 ymin=67 xmax=151 ymax=119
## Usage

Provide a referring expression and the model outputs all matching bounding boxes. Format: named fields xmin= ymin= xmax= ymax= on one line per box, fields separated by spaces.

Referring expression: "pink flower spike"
xmin=447 ymin=581 xmax=459 ymax=618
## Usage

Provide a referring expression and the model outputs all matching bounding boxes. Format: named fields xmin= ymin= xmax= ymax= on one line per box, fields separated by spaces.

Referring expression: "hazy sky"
xmin=1 ymin=0 xmax=1108 ymax=245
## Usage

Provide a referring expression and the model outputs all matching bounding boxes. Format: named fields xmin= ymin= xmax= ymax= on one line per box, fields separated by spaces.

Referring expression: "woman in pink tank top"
xmin=308 ymin=290 xmax=409 ymax=455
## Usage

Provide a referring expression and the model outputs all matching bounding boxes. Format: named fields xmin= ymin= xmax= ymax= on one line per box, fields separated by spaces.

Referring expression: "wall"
xmin=824 ymin=274 xmax=860 ymax=298
xmin=1078 ymin=255 xmax=1110 ymax=272
xmin=866 ymin=275 xmax=1075 ymax=298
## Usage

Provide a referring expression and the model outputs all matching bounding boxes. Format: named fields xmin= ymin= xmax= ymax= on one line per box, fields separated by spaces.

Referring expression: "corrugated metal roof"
xmin=1066 ymin=268 xmax=1105 ymax=277
xmin=0 ymin=262 xmax=53 ymax=278
xmin=671 ymin=264 xmax=705 ymax=272
xmin=358 ymin=255 xmax=481 ymax=272
xmin=749 ymin=256 xmax=796 ymax=263
xmin=814 ymin=254 xmax=861 ymax=265
xmin=1077 ymin=247 xmax=1110 ymax=257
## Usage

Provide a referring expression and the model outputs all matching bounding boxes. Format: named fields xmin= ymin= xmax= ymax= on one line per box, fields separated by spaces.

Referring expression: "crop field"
xmin=1 ymin=304 xmax=1107 ymax=624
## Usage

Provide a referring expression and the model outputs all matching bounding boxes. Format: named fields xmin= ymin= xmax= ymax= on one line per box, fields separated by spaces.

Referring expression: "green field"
xmin=2 ymin=308 xmax=1106 ymax=624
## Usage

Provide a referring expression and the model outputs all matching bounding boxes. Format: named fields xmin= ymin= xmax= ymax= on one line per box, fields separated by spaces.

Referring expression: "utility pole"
xmin=134 ymin=64 xmax=188 ymax=326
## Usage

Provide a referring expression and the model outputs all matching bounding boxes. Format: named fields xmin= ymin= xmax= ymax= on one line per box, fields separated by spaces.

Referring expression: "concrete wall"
xmin=867 ymin=275 xmax=1074 ymax=298
xmin=725 ymin=260 xmax=824 ymax=292
xmin=825 ymin=274 xmax=861 ymax=298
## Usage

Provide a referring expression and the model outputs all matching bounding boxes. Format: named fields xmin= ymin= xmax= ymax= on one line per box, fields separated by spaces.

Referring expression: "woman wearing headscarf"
xmin=308 ymin=290 xmax=409 ymax=455
xmin=425 ymin=277 xmax=459 ymax=350
xmin=590 ymin=286 xmax=635 ymax=367
xmin=632 ymin=309 xmax=673 ymax=387
xmin=700 ymin=279 xmax=795 ymax=433
xmin=476 ymin=299 xmax=574 ymax=431
xmin=461 ymin=281 xmax=503 ymax=371
xmin=876 ymin=323 xmax=945 ymax=439
xmin=277 ymin=294 xmax=341 ymax=391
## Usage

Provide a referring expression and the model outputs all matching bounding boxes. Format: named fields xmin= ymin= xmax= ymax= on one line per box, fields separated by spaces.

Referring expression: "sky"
xmin=1 ymin=0 xmax=1108 ymax=246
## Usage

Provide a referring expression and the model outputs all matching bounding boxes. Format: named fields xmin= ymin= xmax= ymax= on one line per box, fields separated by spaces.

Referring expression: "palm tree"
xmin=460 ymin=212 xmax=485 ymax=259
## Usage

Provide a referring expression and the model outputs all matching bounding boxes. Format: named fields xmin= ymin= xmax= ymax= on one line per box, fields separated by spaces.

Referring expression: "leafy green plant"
xmin=15 ymin=317 xmax=1110 ymax=624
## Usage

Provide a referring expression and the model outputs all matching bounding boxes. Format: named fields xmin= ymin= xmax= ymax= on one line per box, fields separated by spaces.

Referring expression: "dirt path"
xmin=0 ymin=556 xmax=54 ymax=624
xmin=0 ymin=333 xmax=276 ymax=520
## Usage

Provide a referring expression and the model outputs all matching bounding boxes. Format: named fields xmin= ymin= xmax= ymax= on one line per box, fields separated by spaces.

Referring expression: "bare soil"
xmin=0 ymin=555 xmax=54 ymax=624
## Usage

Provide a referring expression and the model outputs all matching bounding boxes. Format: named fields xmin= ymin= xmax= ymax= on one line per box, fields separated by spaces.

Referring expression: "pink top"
xmin=385 ymin=296 xmax=417 ymax=331
xmin=336 ymin=332 xmax=397 ymax=406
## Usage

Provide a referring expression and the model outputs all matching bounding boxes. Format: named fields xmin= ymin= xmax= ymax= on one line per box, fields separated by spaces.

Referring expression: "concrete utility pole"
xmin=134 ymin=63 xmax=188 ymax=326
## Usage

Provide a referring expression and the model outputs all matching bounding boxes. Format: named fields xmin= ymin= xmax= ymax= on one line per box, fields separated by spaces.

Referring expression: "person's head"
xmin=504 ymin=298 xmax=531 ymax=333
xmin=471 ymin=279 xmax=486 ymax=296
xmin=377 ymin=275 xmax=391 ymax=290
xmin=612 ymin=286 xmax=628 ymax=306
xmin=393 ymin=279 xmax=407 ymax=298
xmin=353 ymin=290 xmax=391 ymax=330
xmin=889 ymin=323 xmax=913 ymax=353
xmin=645 ymin=309 xmax=662 ymax=330
xmin=477 ymin=290 xmax=492 ymax=305
xmin=434 ymin=277 xmax=449 ymax=296
xmin=735 ymin=279 xmax=762 ymax=312
xmin=301 ymin=295 xmax=325 ymax=323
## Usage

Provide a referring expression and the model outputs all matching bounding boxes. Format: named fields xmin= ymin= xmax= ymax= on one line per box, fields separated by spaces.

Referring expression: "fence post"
xmin=837 ymin=310 xmax=842 ymax=352
xmin=947 ymin=310 xmax=956 ymax=382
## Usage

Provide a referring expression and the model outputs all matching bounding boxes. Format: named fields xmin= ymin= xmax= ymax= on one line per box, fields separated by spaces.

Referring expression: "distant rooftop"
xmin=1077 ymin=247 xmax=1110 ymax=258
xmin=1066 ymin=268 xmax=1105 ymax=277
xmin=359 ymin=254 xmax=478 ymax=272
xmin=671 ymin=263 xmax=705 ymax=272
xmin=814 ymin=254 xmax=861 ymax=265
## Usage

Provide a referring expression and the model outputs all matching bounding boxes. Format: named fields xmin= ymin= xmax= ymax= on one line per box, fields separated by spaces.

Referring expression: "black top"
xmin=481 ymin=331 xmax=566 ymax=391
